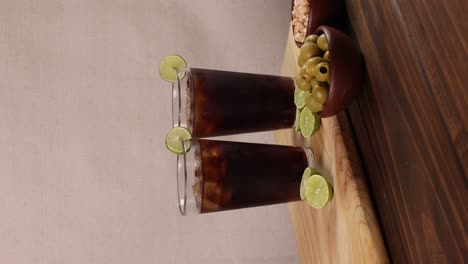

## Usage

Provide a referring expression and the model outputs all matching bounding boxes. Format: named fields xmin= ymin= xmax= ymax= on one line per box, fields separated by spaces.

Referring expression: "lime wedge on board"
xmin=305 ymin=174 xmax=333 ymax=208
xmin=300 ymin=167 xmax=320 ymax=200
xmin=294 ymin=87 xmax=308 ymax=109
xmin=300 ymin=107 xmax=321 ymax=137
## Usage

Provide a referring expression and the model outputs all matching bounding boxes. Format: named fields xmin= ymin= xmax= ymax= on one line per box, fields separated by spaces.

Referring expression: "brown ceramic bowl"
xmin=291 ymin=0 xmax=345 ymax=47
xmin=315 ymin=26 xmax=364 ymax=118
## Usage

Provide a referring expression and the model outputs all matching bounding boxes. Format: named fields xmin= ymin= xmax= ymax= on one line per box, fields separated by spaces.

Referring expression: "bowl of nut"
xmin=291 ymin=0 xmax=345 ymax=47
xmin=295 ymin=25 xmax=364 ymax=118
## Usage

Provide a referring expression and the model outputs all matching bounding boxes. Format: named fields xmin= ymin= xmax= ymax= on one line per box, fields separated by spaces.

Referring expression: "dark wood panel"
xmin=393 ymin=0 xmax=468 ymax=173
xmin=344 ymin=0 xmax=468 ymax=262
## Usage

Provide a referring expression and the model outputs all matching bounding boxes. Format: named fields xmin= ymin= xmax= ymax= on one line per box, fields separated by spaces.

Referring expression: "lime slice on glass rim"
xmin=300 ymin=107 xmax=321 ymax=137
xmin=305 ymin=174 xmax=333 ymax=208
xmin=300 ymin=167 xmax=320 ymax=200
xmin=294 ymin=85 xmax=307 ymax=109
xmin=294 ymin=108 xmax=302 ymax=131
xmin=165 ymin=126 xmax=192 ymax=154
xmin=159 ymin=55 xmax=187 ymax=83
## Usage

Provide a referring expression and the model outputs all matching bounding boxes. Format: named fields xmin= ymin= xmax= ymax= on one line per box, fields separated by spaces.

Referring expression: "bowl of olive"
xmin=295 ymin=26 xmax=364 ymax=118
xmin=291 ymin=0 xmax=345 ymax=48
xmin=316 ymin=26 xmax=363 ymax=117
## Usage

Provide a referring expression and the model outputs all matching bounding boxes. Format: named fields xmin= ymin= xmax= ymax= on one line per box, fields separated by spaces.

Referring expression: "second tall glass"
xmin=177 ymin=139 xmax=315 ymax=215
xmin=173 ymin=68 xmax=296 ymax=138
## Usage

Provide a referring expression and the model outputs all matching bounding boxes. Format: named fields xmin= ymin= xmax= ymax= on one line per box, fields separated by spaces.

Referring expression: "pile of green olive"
xmin=297 ymin=34 xmax=330 ymax=113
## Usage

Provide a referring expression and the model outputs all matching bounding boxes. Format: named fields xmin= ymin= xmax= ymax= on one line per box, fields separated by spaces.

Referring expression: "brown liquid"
xmin=196 ymin=140 xmax=308 ymax=213
xmin=188 ymin=68 xmax=296 ymax=137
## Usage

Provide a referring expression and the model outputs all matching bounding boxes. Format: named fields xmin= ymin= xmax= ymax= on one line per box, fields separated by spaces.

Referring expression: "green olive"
xmin=296 ymin=77 xmax=312 ymax=91
xmin=300 ymin=65 xmax=314 ymax=82
xmin=312 ymin=83 xmax=329 ymax=104
xmin=300 ymin=42 xmax=322 ymax=60
xmin=317 ymin=34 xmax=328 ymax=51
xmin=314 ymin=62 xmax=330 ymax=83
xmin=310 ymin=78 xmax=319 ymax=88
xmin=298 ymin=55 xmax=306 ymax=67
xmin=323 ymin=51 xmax=330 ymax=61
xmin=305 ymin=57 xmax=324 ymax=76
xmin=305 ymin=93 xmax=324 ymax=113
xmin=304 ymin=34 xmax=319 ymax=44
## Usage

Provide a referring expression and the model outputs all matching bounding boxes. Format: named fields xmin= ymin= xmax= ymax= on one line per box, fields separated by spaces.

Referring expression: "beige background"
xmin=0 ymin=1 xmax=299 ymax=263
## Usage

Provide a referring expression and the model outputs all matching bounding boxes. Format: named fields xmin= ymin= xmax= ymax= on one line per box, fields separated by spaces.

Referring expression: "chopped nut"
xmin=291 ymin=0 xmax=310 ymax=43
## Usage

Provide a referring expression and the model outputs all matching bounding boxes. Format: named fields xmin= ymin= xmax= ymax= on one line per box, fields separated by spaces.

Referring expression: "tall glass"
xmin=173 ymin=68 xmax=296 ymax=138
xmin=177 ymin=139 xmax=315 ymax=215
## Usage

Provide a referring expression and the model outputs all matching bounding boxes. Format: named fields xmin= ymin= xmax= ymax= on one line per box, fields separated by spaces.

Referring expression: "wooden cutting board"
xmin=275 ymin=29 xmax=389 ymax=263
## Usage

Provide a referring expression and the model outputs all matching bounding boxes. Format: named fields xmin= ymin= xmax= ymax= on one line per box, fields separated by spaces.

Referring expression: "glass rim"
xmin=176 ymin=138 xmax=191 ymax=215
xmin=176 ymin=148 xmax=187 ymax=215
xmin=176 ymin=138 xmax=200 ymax=216
xmin=171 ymin=67 xmax=191 ymax=128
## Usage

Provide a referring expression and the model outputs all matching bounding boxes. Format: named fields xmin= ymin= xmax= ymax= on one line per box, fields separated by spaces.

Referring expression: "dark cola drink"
xmin=186 ymin=68 xmax=296 ymax=137
xmin=191 ymin=140 xmax=313 ymax=213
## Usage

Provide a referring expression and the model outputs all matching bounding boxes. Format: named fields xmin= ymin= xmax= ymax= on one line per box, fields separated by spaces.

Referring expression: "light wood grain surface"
xmin=276 ymin=29 xmax=388 ymax=263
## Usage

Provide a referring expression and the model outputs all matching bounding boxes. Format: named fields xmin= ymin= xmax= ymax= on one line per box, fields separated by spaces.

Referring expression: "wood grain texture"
xmin=345 ymin=0 xmax=468 ymax=262
xmin=277 ymin=30 xmax=388 ymax=264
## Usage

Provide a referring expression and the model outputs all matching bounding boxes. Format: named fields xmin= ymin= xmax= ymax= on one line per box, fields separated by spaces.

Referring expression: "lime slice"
xmin=294 ymin=86 xmax=307 ymax=109
xmin=159 ymin=55 xmax=187 ymax=83
xmin=300 ymin=168 xmax=312 ymax=200
xmin=294 ymin=108 xmax=301 ymax=131
xmin=305 ymin=174 xmax=333 ymax=208
xmin=300 ymin=107 xmax=321 ymax=137
xmin=165 ymin=126 xmax=192 ymax=154
xmin=300 ymin=167 xmax=320 ymax=199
